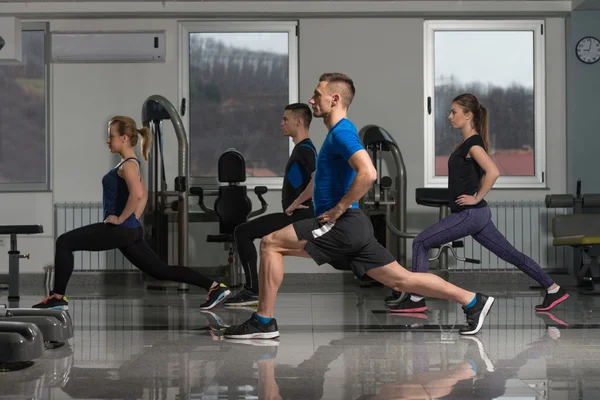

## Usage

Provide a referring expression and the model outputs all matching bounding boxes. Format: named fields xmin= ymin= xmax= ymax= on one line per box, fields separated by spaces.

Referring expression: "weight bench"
xmin=0 ymin=225 xmax=44 ymax=303
xmin=552 ymin=214 xmax=600 ymax=295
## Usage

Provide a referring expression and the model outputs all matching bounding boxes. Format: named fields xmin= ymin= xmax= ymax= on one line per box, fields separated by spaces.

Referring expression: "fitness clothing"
xmin=282 ymin=138 xmax=317 ymax=211
xmin=448 ymin=135 xmax=488 ymax=213
xmin=313 ymin=118 xmax=363 ymax=216
xmin=293 ymin=208 xmax=396 ymax=278
xmin=296 ymin=119 xmax=395 ymax=277
xmin=102 ymin=157 xmax=141 ymax=228
xmin=52 ymin=157 xmax=216 ymax=295
xmin=233 ymin=139 xmax=317 ymax=294
xmin=234 ymin=207 xmax=314 ymax=293
xmin=411 ymin=206 xmax=554 ymax=289
xmin=52 ymin=223 xmax=215 ymax=295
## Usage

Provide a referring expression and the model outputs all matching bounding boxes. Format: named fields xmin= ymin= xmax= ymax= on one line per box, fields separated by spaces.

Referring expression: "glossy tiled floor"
xmin=1 ymin=280 xmax=600 ymax=399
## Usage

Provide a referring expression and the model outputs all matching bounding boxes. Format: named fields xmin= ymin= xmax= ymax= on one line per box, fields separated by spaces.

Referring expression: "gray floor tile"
xmin=2 ymin=283 xmax=600 ymax=399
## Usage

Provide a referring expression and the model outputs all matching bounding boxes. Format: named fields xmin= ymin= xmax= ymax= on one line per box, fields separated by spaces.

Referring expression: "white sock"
xmin=547 ymin=286 xmax=560 ymax=294
xmin=410 ymin=295 xmax=423 ymax=302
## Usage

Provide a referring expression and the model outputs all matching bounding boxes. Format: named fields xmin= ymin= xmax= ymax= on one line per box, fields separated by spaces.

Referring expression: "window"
xmin=179 ymin=21 xmax=298 ymax=188
xmin=0 ymin=22 xmax=50 ymax=192
xmin=424 ymin=21 xmax=546 ymax=188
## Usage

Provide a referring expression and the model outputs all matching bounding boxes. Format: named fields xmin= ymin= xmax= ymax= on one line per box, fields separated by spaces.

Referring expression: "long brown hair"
xmin=452 ymin=93 xmax=490 ymax=154
xmin=109 ymin=116 xmax=152 ymax=161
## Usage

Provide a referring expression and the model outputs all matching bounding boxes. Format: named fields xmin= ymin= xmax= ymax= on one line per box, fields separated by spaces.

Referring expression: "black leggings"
xmin=234 ymin=208 xmax=314 ymax=293
xmin=52 ymin=223 xmax=215 ymax=295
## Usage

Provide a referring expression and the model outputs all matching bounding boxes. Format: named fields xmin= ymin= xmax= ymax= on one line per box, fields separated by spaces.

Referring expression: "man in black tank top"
xmin=224 ymin=103 xmax=317 ymax=307
xmin=281 ymin=138 xmax=317 ymax=212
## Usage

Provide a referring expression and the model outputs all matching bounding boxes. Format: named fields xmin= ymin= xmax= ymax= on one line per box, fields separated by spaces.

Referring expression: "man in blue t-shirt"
xmin=224 ymin=73 xmax=495 ymax=340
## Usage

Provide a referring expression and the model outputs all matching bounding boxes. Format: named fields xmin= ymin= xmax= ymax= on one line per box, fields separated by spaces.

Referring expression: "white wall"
xmin=0 ymin=15 xmax=567 ymax=275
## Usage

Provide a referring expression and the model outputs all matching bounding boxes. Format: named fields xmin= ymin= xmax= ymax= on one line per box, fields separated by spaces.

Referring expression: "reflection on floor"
xmin=1 ymin=281 xmax=600 ymax=399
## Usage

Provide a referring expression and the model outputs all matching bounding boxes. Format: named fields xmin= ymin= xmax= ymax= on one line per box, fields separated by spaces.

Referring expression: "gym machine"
xmin=141 ymin=95 xmax=190 ymax=291
xmin=546 ymin=179 xmax=600 ymax=293
xmin=359 ymin=125 xmax=479 ymax=270
xmin=545 ymin=179 xmax=600 ymax=214
xmin=191 ymin=149 xmax=269 ymax=288
xmin=358 ymin=125 xmax=412 ymax=266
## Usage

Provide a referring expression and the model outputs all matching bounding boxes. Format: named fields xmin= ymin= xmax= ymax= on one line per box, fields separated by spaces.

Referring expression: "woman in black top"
xmin=390 ymin=94 xmax=568 ymax=313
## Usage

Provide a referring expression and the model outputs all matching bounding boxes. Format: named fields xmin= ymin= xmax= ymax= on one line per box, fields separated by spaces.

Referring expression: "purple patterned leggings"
xmin=412 ymin=206 xmax=554 ymax=289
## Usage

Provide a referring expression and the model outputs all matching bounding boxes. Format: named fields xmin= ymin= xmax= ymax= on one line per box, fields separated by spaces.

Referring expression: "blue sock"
xmin=465 ymin=295 xmax=477 ymax=309
xmin=256 ymin=313 xmax=272 ymax=325
xmin=467 ymin=359 xmax=477 ymax=373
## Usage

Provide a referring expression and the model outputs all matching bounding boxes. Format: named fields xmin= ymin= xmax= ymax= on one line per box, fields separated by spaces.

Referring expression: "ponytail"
xmin=452 ymin=93 xmax=491 ymax=154
xmin=139 ymin=127 xmax=152 ymax=161
xmin=476 ymin=105 xmax=490 ymax=154
xmin=109 ymin=116 xmax=153 ymax=161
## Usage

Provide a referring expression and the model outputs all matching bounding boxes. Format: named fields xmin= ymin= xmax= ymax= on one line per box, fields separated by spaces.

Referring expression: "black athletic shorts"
xmin=292 ymin=208 xmax=396 ymax=278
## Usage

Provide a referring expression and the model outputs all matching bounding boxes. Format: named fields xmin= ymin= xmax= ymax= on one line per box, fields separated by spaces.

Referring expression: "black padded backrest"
xmin=415 ymin=188 xmax=451 ymax=207
xmin=219 ymin=149 xmax=246 ymax=183
xmin=552 ymin=214 xmax=600 ymax=238
xmin=214 ymin=186 xmax=252 ymax=233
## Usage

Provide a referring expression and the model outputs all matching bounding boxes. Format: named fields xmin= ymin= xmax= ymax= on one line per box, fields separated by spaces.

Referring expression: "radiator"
xmin=451 ymin=201 xmax=571 ymax=272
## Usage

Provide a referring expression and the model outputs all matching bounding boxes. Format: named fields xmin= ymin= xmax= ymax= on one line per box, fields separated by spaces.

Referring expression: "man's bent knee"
xmin=366 ymin=262 xmax=411 ymax=291
xmin=260 ymin=226 xmax=303 ymax=255
xmin=260 ymin=232 xmax=279 ymax=253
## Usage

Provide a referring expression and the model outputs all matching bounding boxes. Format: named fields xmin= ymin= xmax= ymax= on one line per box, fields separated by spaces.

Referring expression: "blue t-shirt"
xmin=313 ymin=118 xmax=364 ymax=216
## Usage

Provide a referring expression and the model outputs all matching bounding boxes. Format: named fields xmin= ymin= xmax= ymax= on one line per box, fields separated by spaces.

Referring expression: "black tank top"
xmin=281 ymin=139 xmax=317 ymax=211
xmin=448 ymin=135 xmax=488 ymax=213
xmin=101 ymin=157 xmax=142 ymax=228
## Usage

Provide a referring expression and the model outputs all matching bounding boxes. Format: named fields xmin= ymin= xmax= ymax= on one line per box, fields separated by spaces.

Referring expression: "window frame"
xmin=0 ymin=21 xmax=52 ymax=192
xmin=178 ymin=20 xmax=298 ymax=190
xmin=423 ymin=20 xmax=546 ymax=189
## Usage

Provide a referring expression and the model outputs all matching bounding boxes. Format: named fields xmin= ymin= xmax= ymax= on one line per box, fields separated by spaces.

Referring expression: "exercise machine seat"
xmin=207 ymin=149 xmax=253 ymax=243
xmin=552 ymin=214 xmax=600 ymax=294
xmin=0 ymin=225 xmax=43 ymax=235
xmin=554 ymin=236 xmax=600 ymax=246
xmin=552 ymin=214 xmax=600 ymax=247
xmin=415 ymin=188 xmax=450 ymax=207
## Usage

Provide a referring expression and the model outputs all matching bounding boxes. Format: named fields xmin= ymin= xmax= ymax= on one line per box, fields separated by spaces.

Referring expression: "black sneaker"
xmin=199 ymin=283 xmax=231 ymax=310
xmin=461 ymin=336 xmax=495 ymax=373
xmin=385 ymin=291 xmax=409 ymax=306
xmin=459 ymin=293 xmax=495 ymax=335
xmin=200 ymin=310 xmax=230 ymax=330
xmin=32 ymin=292 xmax=69 ymax=310
xmin=224 ymin=288 xmax=259 ymax=307
xmin=222 ymin=339 xmax=279 ymax=362
xmin=223 ymin=312 xmax=280 ymax=339
xmin=535 ymin=287 xmax=569 ymax=311
xmin=389 ymin=296 xmax=428 ymax=313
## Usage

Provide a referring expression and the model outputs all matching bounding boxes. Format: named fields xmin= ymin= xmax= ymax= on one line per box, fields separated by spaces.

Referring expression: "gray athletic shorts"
xmin=292 ymin=208 xmax=396 ymax=278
